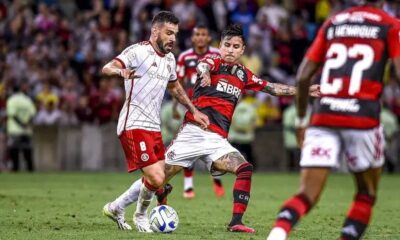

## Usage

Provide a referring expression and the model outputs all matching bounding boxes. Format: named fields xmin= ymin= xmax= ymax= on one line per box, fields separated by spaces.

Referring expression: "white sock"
xmin=184 ymin=176 xmax=193 ymax=191
xmin=110 ymin=178 xmax=142 ymax=211
xmin=135 ymin=183 xmax=155 ymax=215
xmin=267 ymin=227 xmax=287 ymax=240
xmin=213 ymin=175 xmax=221 ymax=180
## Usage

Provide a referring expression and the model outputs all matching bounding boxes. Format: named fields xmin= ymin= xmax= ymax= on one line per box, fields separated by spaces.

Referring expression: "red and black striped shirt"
xmin=306 ymin=6 xmax=400 ymax=129
xmin=185 ymin=56 xmax=268 ymax=138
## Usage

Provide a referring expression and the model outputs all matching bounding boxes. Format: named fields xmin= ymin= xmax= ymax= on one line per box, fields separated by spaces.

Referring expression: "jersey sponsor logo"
xmin=327 ymin=25 xmax=380 ymax=40
xmin=311 ymin=147 xmax=331 ymax=159
xmin=216 ymin=80 xmax=242 ymax=98
xmin=141 ymin=153 xmax=149 ymax=162
xmin=332 ymin=11 xmax=381 ymax=25
xmin=320 ymin=97 xmax=360 ymax=112
xmin=152 ymin=62 xmax=158 ymax=67
xmin=148 ymin=70 xmax=170 ymax=81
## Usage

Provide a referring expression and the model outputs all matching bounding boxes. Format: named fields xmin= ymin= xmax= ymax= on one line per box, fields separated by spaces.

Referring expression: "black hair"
xmin=151 ymin=11 xmax=179 ymax=26
xmin=221 ymin=24 xmax=246 ymax=45
xmin=194 ymin=23 xmax=209 ymax=30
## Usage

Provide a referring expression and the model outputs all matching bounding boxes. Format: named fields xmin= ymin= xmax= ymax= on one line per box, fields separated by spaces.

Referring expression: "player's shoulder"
xmin=330 ymin=6 xmax=398 ymax=26
xmin=122 ymin=41 xmax=150 ymax=54
xmin=177 ymin=48 xmax=194 ymax=60
xmin=208 ymin=46 xmax=220 ymax=54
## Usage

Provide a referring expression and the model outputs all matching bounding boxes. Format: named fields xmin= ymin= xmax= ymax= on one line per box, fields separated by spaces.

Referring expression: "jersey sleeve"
xmin=305 ymin=23 xmax=328 ymax=63
xmin=387 ymin=22 xmax=400 ymax=59
xmin=169 ymin=58 xmax=178 ymax=82
xmin=176 ymin=53 xmax=185 ymax=80
xmin=115 ymin=44 xmax=138 ymax=69
xmin=244 ymin=68 xmax=268 ymax=91
xmin=199 ymin=56 xmax=221 ymax=72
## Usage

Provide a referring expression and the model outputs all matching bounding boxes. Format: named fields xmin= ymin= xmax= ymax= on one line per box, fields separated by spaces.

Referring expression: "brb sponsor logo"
xmin=216 ymin=80 xmax=241 ymax=98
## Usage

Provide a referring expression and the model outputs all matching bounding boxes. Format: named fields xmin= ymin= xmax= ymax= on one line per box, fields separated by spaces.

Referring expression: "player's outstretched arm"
xmin=261 ymin=82 xmax=320 ymax=97
xmin=167 ymin=81 xmax=209 ymax=128
xmin=102 ymin=60 xmax=140 ymax=79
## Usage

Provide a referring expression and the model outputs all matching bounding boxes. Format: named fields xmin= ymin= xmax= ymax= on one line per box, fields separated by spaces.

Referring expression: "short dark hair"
xmin=194 ymin=23 xmax=209 ymax=30
xmin=151 ymin=11 xmax=179 ymax=26
xmin=221 ymin=24 xmax=246 ymax=45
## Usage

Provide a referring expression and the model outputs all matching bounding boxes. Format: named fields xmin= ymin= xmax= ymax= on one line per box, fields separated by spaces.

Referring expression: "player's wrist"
xmin=294 ymin=116 xmax=308 ymax=128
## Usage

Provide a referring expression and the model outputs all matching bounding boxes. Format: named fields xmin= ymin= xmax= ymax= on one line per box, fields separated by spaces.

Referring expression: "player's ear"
xmin=240 ymin=45 xmax=245 ymax=55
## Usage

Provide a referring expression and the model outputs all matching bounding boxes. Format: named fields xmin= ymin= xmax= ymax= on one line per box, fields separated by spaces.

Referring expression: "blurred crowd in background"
xmin=1 ymin=0 xmax=400 ymax=172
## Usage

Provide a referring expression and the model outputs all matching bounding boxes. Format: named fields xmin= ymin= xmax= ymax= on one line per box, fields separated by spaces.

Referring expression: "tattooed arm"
xmin=167 ymin=80 xmax=196 ymax=113
xmin=167 ymin=80 xmax=210 ymax=128
xmin=262 ymin=82 xmax=297 ymax=96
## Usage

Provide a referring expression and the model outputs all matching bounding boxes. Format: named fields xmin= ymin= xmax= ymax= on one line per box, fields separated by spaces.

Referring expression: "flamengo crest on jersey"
xmin=305 ymin=6 xmax=400 ymax=129
xmin=184 ymin=56 xmax=268 ymax=138
xmin=115 ymin=41 xmax=177 ymax=135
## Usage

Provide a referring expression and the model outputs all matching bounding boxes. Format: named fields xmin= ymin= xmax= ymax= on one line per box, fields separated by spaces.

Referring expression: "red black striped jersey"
xmin=176 ymin=47 xmax=220 ymax=98
xmin=185 ymin=56 xmax=268 ymax=138
xmin=306 ymin=6 xmax=400 ymax=129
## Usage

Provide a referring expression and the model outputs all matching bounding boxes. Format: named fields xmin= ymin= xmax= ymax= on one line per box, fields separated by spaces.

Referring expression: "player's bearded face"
xmin=219 ymin=36 xmax=245 ymax=63
xmin=156 ymin=23 xmax=178 ymax=54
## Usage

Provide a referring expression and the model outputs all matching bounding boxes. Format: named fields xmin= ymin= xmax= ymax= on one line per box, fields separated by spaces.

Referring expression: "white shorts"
xmin=165 ymin=123 xmax=240 ymax=175
xmin=300 ymin=126 xmax=385 ymax=172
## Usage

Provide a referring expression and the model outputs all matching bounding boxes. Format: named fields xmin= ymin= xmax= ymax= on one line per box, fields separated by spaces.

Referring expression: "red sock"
xmin=143 ymin=179 xmax=158 ymax=192
xmin=184 ymin=167 xmax=194 ymax=177
xmin=273 ymin=194 xmax=312 ymax=234
xmin=230 ymin=163 xmax=253 ymax=226
xmin=340 ymin=193 xmax=375 ymax=240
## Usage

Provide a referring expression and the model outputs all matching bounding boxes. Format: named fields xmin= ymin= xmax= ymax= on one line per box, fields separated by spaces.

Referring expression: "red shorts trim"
xmin=119 ymin=129 xmax=165 ymax=172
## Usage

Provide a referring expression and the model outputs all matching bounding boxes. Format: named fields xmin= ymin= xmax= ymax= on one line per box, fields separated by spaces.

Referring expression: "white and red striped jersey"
xmin=115 ymin=41 xmax=177 ymax=135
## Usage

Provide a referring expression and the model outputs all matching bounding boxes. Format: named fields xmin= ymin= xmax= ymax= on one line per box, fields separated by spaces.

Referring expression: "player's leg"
xmin=339 ymin=167 xmax=382 ymax=240
xmin=212 ymin=151 xmax=255 ymax=233
xmin=183 ymin=166 xmax=195 ymax=199
xmin=133 ymin=160 xmax=165 ymax=232
xmin=267 ymin=167 xmax=330 ymax=240
xmin=267 ymin=127 xmax=340 ymax=240
xmin=339 ymin=126 xmax=385 ymax=240
xmin=211 ymin=175 xmax=224 ymax=198
xmin=103 ymin=177 xmax=142 ymax=230
xmin=156 ymin=163 xmax=183 ymax=205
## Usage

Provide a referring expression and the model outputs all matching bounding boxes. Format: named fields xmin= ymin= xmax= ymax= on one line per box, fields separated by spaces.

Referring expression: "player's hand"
xmin=309 ymin=84 xmax=321 ymax=97
xmin=119 ymin=69 xmax=141 ymax=79
xmin=199 ymin=72 xmax=211 ymax=87
xmin=193 ymin=110 xmax=209 ymax=129
xmin=172 ymin=108 xmax=181 ymax=120
xmin=296 ymin=127 xmax=306 ymax=148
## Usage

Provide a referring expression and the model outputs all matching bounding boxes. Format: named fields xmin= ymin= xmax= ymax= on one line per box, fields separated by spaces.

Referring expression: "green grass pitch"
xmin=0 ymin=172 xmax=399 ymax=240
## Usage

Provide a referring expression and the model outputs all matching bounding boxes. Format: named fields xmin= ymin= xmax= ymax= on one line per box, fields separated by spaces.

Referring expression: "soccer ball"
xmin=149 ymin=205 xmax=179 ymax=233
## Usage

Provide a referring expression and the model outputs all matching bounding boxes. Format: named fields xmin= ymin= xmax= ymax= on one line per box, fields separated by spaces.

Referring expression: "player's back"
xmin=307 ymin=5 xmax=400 ymax=129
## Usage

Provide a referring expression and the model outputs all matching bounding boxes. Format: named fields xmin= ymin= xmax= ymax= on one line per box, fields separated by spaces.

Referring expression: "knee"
xmin=146 ymin=172 xmax=165 ymax=189
xmin=235 ymin=162 xmax=253 ymax=175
